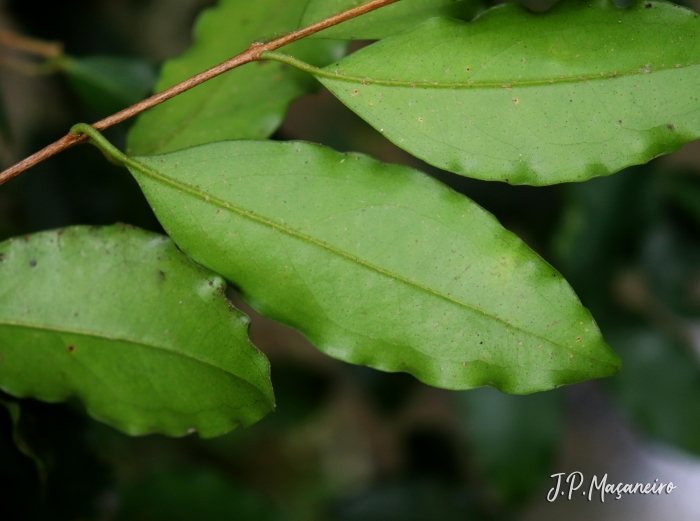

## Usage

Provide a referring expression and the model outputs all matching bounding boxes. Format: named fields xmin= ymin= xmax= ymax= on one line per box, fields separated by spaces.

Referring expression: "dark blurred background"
xmin=2 ymin=0 xmax=700 ymax=519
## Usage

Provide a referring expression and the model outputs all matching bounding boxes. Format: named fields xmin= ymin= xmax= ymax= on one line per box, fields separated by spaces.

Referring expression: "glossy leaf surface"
xmin=0 ymin=226 xmax=273 ymax=437
xmin=126 ymin=140 xmax=620 ymax=393
xmin=127 ymin=0 xmax=346 ymax=156
xmin=315 ymin=0 xmax=700 ymax=185
xmin=300 ymin=0 xmax=481 ymax=40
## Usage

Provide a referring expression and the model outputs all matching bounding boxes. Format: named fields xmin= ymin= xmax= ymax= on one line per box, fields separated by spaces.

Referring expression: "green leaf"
xmin=126 ymin=0 xmax=346 ymax=156
xmin=607 ymin=328 xmax=700 ymax=455
xmin=120 ymin=139 xmax=619 ymax=393
xmin=307 ymin=0 xmax=700 ymax=185
xmin=457 ymin=387 xmax=562 ymax=504
xmin=0 ymin=225 xmax=274 ymax=437
xmin=300 ymin=0 xmax=481 ymax=40
xmin=62 ymin=56 xmax=157 ymax=115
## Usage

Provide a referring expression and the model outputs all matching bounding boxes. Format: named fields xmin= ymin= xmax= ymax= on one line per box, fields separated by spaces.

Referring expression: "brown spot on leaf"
xmin=67 ymin=345 xmax=75 ymax=353
xmin=29 ymin=260 xmax=37 ymax=267
xmin=667 ymin=124 xmax=675 ymax=131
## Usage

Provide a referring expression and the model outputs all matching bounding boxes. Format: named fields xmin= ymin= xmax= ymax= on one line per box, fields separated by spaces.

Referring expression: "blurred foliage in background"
xmin=1 ymin=0 xmax=700 ymax=520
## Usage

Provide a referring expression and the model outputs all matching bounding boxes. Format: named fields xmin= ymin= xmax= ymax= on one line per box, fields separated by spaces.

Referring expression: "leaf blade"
xmin=0 ymin=225 xmax=273 ymax=437
xmin=315 ymin=0 xmax=700 ymax=185
xmin=125 ymin=141 xmax=620 ymax=393
xmin=126 ymin=0 xmax=346 ymax=156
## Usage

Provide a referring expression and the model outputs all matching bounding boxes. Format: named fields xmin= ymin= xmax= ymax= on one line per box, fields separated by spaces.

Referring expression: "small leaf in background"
xmin=300 ymin=0 xmax=482 ymax=40
xmin=116 ymin=470 xmax=281 ymax=521
xmin=62 ymin=56 xmax=157 ymax=115
xmin=126 ymin=0 xmax=347 ymax=156
xmin=124 ymin=139 xmax=619 ymax=393
xmin=314 ymin=0 xmax=700 ymax=185
xmin=0 ymin=394 xmax=113 ymax=520
xmin=607 ymin=328 xmax=700 ymax=455
xmin=0 ymin=398 xmax=47 ymax=493
xmin=0 ymin=225 xmax=274 ymax=437
xmin=457 ymin=387 xmax=563 ymax=505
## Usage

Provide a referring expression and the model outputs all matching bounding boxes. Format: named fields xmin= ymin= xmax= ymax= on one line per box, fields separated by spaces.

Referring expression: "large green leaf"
xmin=297 ymin=0 xmax=700 ymax=185
xmin=300 ymin=0 xmax=481 ymax=40
xmin=0 ymin=225 xmax=273 ymax=437
xmin=116 ymin=138 xmax=619 ymax=393
xmin=126 ymin=0 xmax=346 ymax=156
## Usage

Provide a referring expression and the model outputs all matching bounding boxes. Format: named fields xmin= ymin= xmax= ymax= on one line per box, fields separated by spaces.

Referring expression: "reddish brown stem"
xmin=0 ymin=0 xmax=402 ymax=186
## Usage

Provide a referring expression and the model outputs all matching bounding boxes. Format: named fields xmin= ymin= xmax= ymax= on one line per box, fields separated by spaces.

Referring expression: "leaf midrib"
xmin=260 ymin=51 xmax=699 ymax=90
xmin=129 ymin=154 xmax=592 ymax=358
xmin=321 ymin=60 xmax=699 ymax=89
xmin=0 ymin=320 xmax=262 ymax=391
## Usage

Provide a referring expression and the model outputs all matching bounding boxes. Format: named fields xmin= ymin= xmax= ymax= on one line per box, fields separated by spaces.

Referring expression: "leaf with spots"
xmin=0 ymin=225 xmax=274 ymax=437
xmin=115 ymin=137 xmax=619 ymax=393
xmin=299 ymin=0 xmax=482 ymax=40
xmin=126 ymin=0 xmax=346 ymax=156
xmin=289 ymin=0 xmax=700 ymax=185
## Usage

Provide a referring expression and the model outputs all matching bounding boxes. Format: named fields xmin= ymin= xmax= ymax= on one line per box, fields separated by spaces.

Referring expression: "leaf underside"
xmin=316 ymin=0 xmax=700 ymax=185
xmin=300 ymin=0 xmax=481 ymax=39
xmin=127 ymin=0 xmax=346 ymax=156
xmin=0 ymin=225 xmax=274 ymax=437
xmin=126 ymin=140 xmax=620 ymax=394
